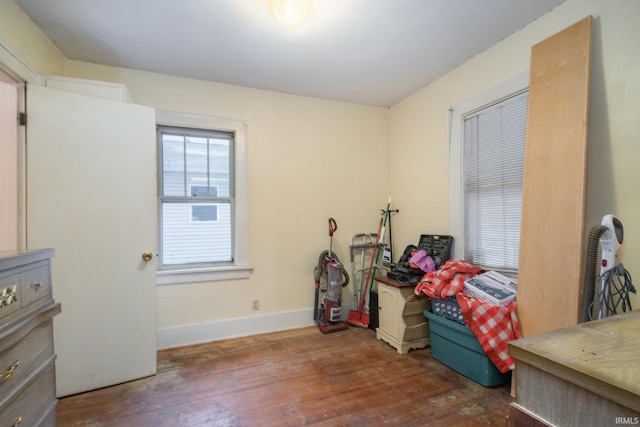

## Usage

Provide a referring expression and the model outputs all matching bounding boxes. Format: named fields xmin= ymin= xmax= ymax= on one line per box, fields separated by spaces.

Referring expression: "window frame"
xmin=156 ymin=110 xmax=251 ymax=284
xmin=449 ymin=72 xmax=528 ymax=273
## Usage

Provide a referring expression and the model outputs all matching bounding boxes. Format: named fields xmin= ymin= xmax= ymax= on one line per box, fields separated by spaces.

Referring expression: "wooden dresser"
xmin=508 ymin=310 xmax=640 ymax=426
xmin=0 ymin=249 xmax=61 ymax=426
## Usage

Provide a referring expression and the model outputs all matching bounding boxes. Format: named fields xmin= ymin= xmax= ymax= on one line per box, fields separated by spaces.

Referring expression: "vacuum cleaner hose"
xmin=580 ymin=225 xmax=609 ymax=323
xmin=314 ymin=250 xmax=350 ymax=287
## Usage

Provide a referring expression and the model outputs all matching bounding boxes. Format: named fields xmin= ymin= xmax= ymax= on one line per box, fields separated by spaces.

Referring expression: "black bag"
xmin=387 ymin=245 xmax=425 ymax=283
xmin=417 ymin=235 xmax=454 ymax=270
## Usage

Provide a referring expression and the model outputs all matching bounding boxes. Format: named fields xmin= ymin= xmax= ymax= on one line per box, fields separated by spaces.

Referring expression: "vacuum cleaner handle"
xmin=328 ymin=218 xmax=337 ymax=237
xmin=327 ymin=217 xmax=337 ymax=259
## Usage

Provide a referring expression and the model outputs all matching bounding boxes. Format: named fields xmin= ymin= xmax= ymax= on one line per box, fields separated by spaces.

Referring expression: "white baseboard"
xmin=156 ymin=308 xmax=316 ymax=350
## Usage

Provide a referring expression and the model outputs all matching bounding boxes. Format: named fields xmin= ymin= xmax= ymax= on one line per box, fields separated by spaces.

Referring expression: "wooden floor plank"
xmin=57 ymin=326 xmax=513 ymax=426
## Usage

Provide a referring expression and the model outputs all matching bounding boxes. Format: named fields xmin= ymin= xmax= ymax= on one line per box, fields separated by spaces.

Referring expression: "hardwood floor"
xmin=57 ymin=326 xmax=513 ymax=426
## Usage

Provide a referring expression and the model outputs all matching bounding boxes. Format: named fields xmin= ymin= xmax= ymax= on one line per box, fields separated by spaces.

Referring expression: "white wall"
xmin=2 ymin=0 xmax=639 ymax=344
xmin=389 ymin=0 xmax=640 ymax=310
xmin=64 ymin=61 xmax=390 ymax=345
xmin=1 ymin=0 xmax=391 ymax=347
xmin=0 ymin=0 xmax=64 ymax=77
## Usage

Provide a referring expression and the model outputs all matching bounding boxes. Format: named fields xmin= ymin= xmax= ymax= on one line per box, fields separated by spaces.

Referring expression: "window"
xmin=450 ymin=74 xmax=528 ymax=272
xmin=159 ymin=127 xmax=233 ymax=265
xmin=156 ymin=110 xmax=251 ymax=283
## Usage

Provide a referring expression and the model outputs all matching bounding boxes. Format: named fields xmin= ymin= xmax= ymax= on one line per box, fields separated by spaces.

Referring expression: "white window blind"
xmin=463 ymin=90 xmax=528 ymax=270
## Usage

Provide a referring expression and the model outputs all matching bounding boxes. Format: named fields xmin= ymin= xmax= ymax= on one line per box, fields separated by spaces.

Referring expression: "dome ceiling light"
xmin=268 ymin=0 xmax=314 ymax=27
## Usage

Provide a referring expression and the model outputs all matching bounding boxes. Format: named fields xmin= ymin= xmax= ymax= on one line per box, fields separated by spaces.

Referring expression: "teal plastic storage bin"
xmin=424 ymin=310 xmax=511 ymax=387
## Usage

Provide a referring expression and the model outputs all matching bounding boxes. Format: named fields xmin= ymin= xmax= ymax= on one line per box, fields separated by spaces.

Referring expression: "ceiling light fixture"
xmin=268 ymin=0 xmax=314 ymax=27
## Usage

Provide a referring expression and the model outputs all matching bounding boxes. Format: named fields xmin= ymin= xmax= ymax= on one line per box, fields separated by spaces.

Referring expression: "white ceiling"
xmin=16 ymin=0 xmax=566 ymax=107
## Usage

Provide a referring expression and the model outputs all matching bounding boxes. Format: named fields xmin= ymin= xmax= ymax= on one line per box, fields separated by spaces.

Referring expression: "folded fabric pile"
xmin=414 ymin=259 xmax=520 ymax=373
xmin=413 ymin=260 xmax=483 ymax=299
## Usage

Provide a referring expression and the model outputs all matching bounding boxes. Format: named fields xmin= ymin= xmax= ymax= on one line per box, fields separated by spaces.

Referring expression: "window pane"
xmin=162 ymin=201 xmax=232 ymax=265
xmin=191 ymin=186 xmax=206 ymax=197
xmin=191 ymin=204 xmax=218 ymax=222
xmin=186 ymin=136 xmax=209 ymax=196
xmin=162 ymin=133 xmax=185 ymax=196
xmin=209 ymin=138 xmax=231 ymax=197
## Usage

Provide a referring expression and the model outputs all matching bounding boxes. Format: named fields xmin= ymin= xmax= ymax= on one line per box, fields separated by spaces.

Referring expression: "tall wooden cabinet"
xmin=0 ymin=249 xmax=61 ymax=426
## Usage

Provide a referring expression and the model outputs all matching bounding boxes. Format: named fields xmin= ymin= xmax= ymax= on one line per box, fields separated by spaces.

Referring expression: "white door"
xmin=26 ymin=84 xmax=157 ymax=397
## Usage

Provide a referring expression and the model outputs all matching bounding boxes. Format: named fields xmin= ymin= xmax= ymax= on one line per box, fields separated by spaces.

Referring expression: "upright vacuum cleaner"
xmin=314 ymin=218 xmax=349 ymax=334
xmin=581 ymin=214 xmax=636 ymax=322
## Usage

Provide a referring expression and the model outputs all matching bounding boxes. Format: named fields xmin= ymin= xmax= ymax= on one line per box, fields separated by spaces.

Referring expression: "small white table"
xmin=375 ymin=276 xmax=430 ymax=354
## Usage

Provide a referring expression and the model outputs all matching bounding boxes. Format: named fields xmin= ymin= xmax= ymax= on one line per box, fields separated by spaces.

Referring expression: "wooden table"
xmin=508 ymin=310 xmax=640 ymax=426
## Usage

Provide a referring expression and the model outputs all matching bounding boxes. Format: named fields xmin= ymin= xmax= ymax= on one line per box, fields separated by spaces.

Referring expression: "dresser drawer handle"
xmin=13 ymin=416 xmax=22 ymax=427
xmin=1 ymin=360 xmax=20 ymax=382
xmin=30 ymin=281 xmax=42 ymax=289
xmin=0 ymin=285 xmax=18 ymax=307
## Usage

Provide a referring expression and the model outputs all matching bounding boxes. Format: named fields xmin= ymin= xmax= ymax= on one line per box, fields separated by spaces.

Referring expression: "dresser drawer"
xmin=0 ymin=321 xmax=54 ymax=402
xmin=0 ymin=259 xmax=52 ymax=321
xmin=19 ymin=265 xmax=52 ymax=309
xmin=0 ymin=360 xmax=56 ymax=427
xmin=38 ymin=400 xmax=58 ymax=427
xmin=0 ymin=274 xmax=21 ymax=320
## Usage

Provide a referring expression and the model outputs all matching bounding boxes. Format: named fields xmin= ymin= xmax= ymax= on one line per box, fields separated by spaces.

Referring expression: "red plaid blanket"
xmin=413 ymin=260 xmax=483 ymax=299
xmin=456 ymin=292 xmax=520 ymax=373
xmin=414 ymin=259 xmax=520 ymax=373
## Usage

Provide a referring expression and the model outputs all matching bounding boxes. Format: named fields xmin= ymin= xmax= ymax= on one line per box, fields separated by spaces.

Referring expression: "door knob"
xmin=142 ymin=252 xmax=154 ymax=262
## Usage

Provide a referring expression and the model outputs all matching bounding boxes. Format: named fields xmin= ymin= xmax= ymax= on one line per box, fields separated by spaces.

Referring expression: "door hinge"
xmin=18 ymin=112 xmax=27 ymax=126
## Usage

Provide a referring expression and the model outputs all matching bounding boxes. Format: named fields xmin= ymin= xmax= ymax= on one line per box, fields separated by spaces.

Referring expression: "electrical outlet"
xmin=252 ymin=299 xmax=260 ymax=311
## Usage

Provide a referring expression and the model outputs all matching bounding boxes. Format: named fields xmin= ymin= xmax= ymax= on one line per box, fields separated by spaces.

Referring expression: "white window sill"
xmin=157 ymin=265 xmax=253 ymax=285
